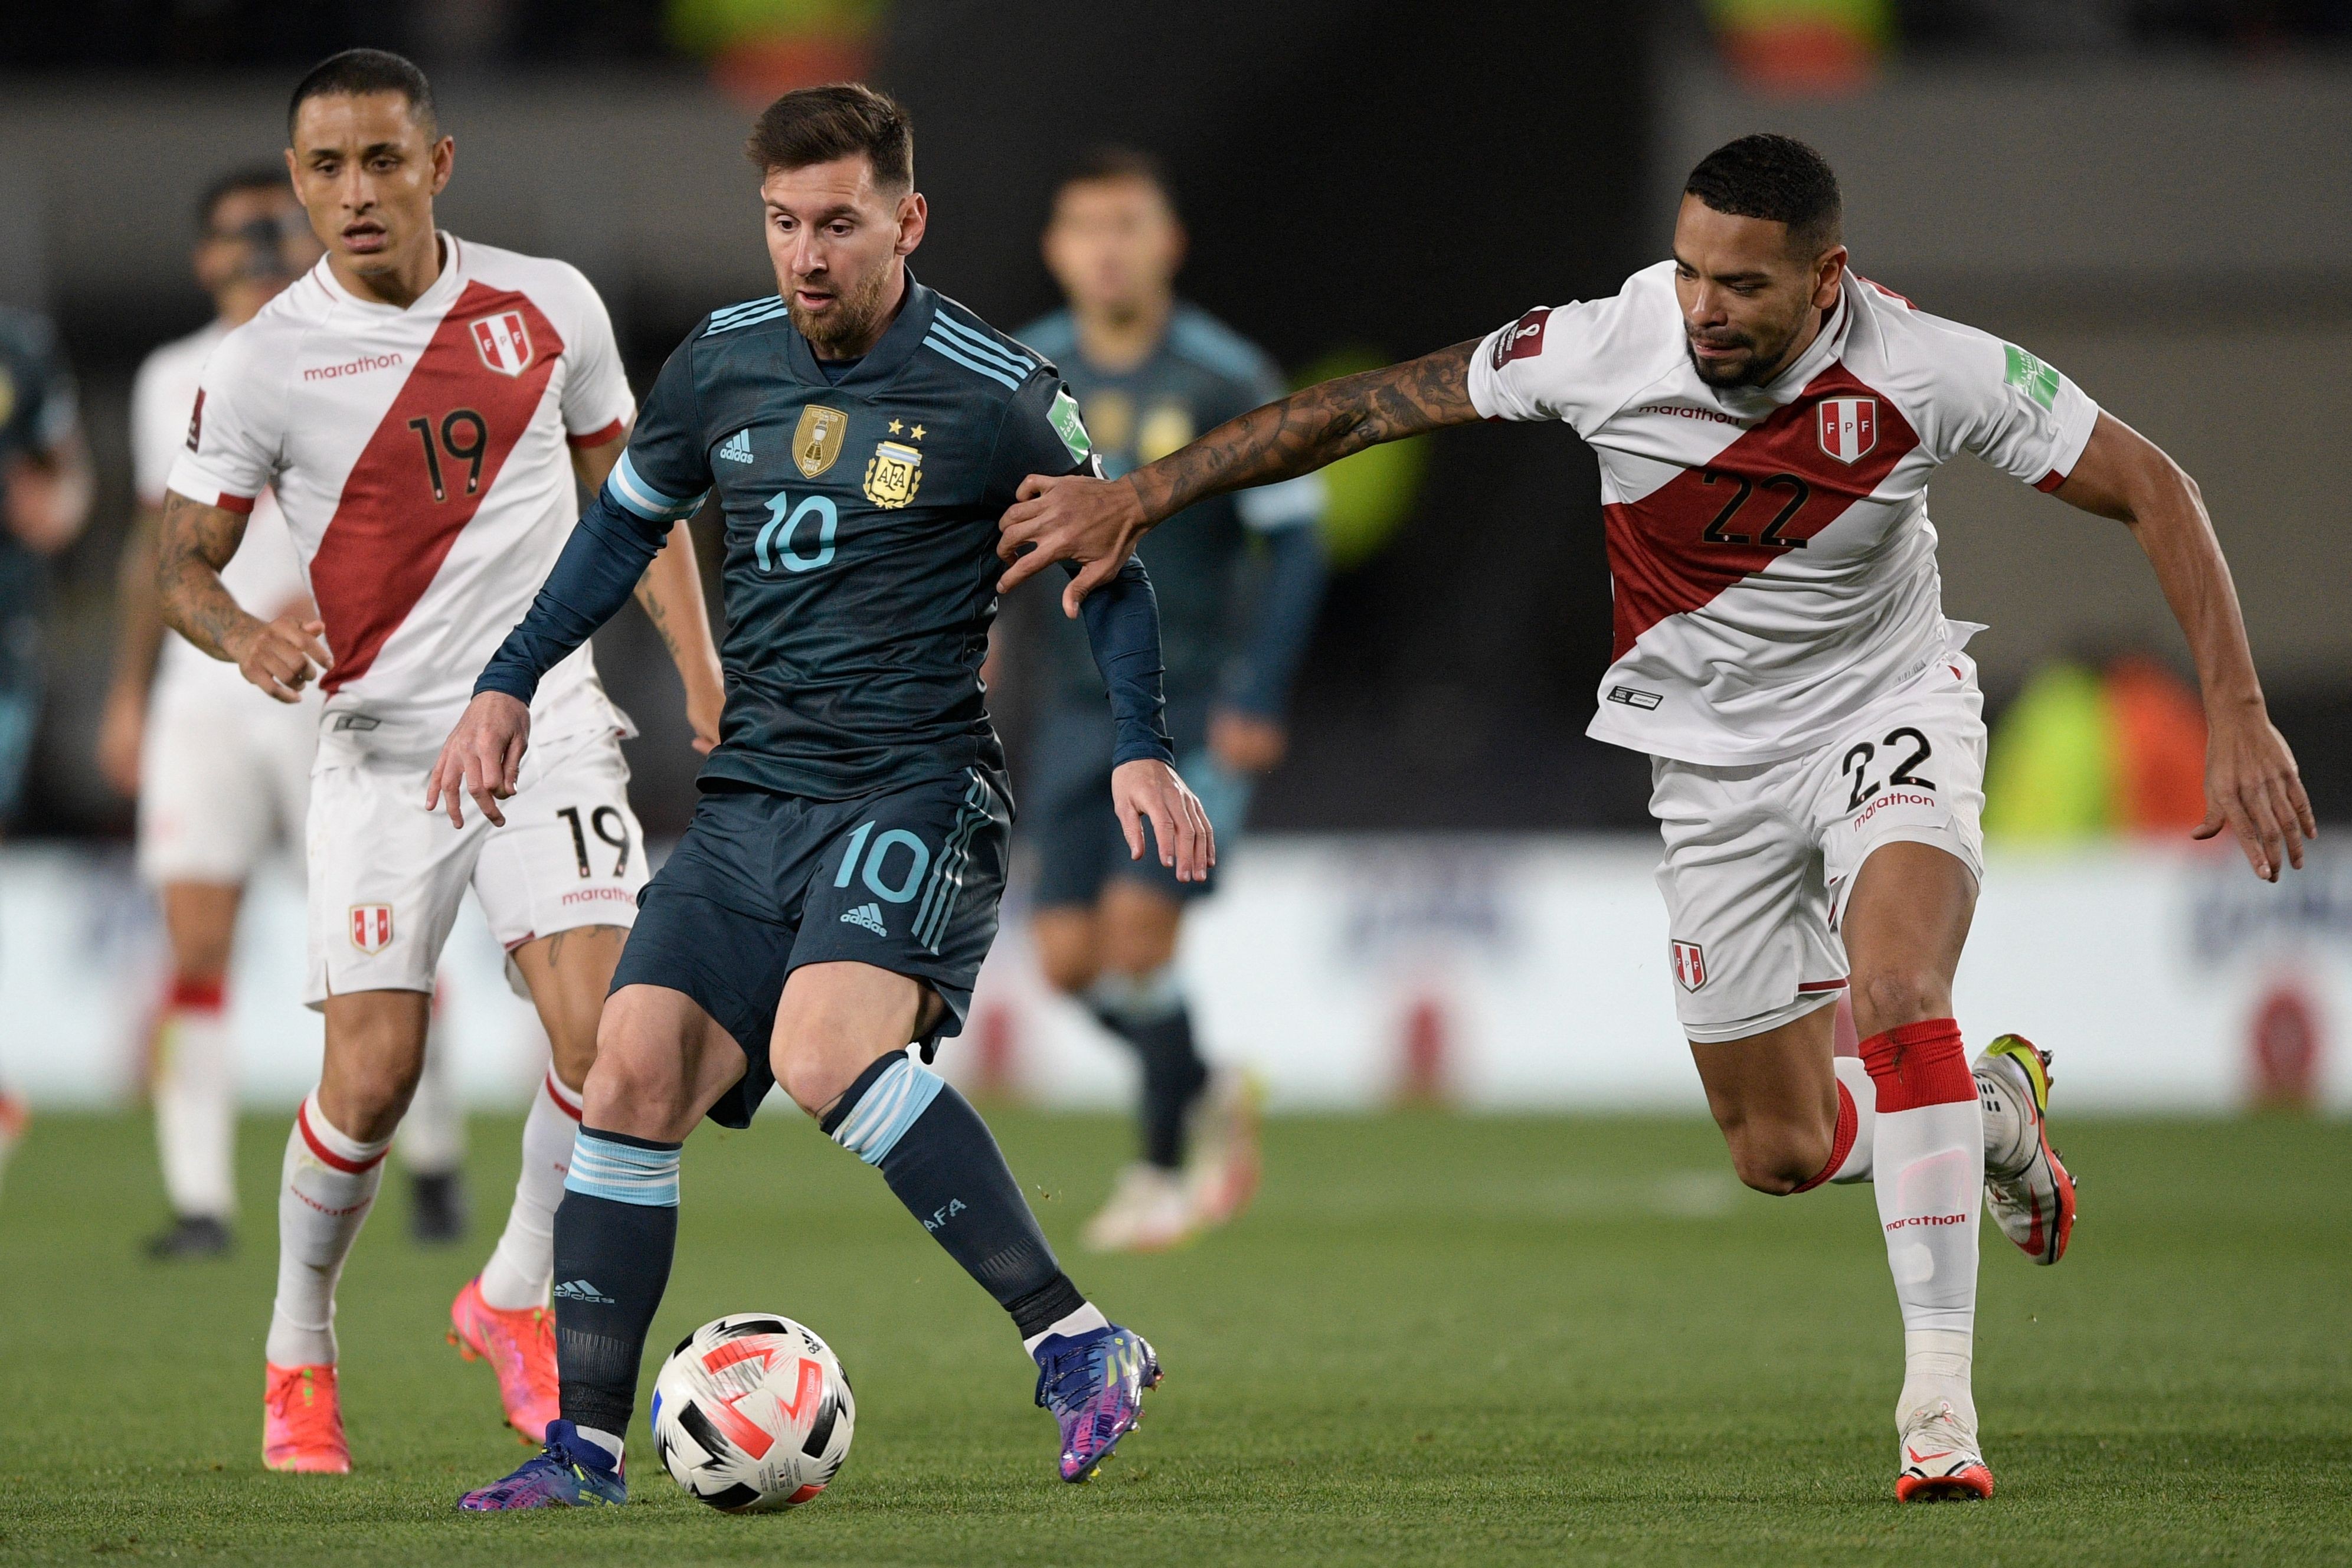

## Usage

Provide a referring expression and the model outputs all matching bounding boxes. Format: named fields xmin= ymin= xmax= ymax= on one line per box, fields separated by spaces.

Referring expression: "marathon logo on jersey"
xmin=1670 ymin=940 xmax=1707 ymax=992
xmin=349 ymin=903 xmax=394 ymax=955
xmin=1817 ymin=397 xmax=1877 ymax=464
xmin=1491 ymin=306 xmax=1552 ymax=370
xmin=469 ymin=310 xmax=537 ymax=377
xmin=185 ymin=388 xmax=205 ymax=451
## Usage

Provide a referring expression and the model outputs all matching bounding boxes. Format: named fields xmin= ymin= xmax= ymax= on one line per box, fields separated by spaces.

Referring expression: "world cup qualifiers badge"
xmin=863 ymin=438 xmax=923 ymax=508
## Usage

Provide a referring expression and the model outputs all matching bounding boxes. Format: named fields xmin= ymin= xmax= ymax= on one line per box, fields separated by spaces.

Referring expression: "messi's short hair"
xmin=287 ymin=48 xmax=436 ymax=140
xmin=1684 ymin=134 xmax=1843 ymax=258
xmin=746 ymin=83 xmax=914 ymax=191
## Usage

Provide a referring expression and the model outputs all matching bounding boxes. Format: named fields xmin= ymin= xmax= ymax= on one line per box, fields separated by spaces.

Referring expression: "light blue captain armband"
xmin=563 ymin=1129 xmax=682 ymax=1207
xmin=607 ymin=449 xmax=709 ymax=525
xmin=828 ymin=1056 xmax=947 ymax=1167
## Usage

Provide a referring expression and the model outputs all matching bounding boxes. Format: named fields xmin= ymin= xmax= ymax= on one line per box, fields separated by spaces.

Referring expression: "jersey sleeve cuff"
xmin=566 ymin=417 xmax=626 ymax=449
xmin=473 ymin=663 xmax=539 ymax=705
xmin=212 ymin=492 xmax=256 ymax=515
xmin=1112 ymin=737 xmax=1176 ymax=768
xmin=2034 ymin=392 xmax=2101 ymax=493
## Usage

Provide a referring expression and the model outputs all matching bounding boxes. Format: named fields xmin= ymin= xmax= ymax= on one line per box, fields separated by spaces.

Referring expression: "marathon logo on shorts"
xmin=350 ymin=903 xmax=394 ymax=955
xmin=1491 ymin=306 xmax=1551 ymax=370
xmin=1670 ymin=940 xmax=1707 ymax=992
xmin=470 ymin=310 xmax=536 ymax=377
xmin=1817 ymin=397 xmax=1877 ymax=464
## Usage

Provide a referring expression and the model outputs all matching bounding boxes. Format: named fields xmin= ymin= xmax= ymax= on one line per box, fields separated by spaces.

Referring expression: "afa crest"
xmin=863 ymin=439 xmax=923 ymax=509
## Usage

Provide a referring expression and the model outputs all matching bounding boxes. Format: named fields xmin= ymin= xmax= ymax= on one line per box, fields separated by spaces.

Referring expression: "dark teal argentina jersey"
xmin=0 ymin=307 xmax=80 ymax=668
xmin=613 ymin=275 xmax=1096 ymax=801
xmin=1016 ymin=303 xmax=1321 ymax=708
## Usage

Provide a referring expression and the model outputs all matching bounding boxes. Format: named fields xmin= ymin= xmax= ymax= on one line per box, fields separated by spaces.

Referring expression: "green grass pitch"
xmin=1 ymin=1108 xmax=2346 ymax=1565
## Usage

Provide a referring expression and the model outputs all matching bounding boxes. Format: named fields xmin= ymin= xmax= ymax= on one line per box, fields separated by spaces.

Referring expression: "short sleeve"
xmin=1915 ymin=322 xmax=2100 ymax=491
xmin=555 ymin=268 xmax=635 ymax=448
xmin=129 ymin=349 xmax=191 ymax=506
xmin=165 ymin=330 xmax=277 ymax=515
xmin=1467 ymin=292 xmax=1644 ymax=437
xmin=986 ymin=367 xmax=1096 ymax=505
xmin=603 ymin=333 xmax=710 ymax=526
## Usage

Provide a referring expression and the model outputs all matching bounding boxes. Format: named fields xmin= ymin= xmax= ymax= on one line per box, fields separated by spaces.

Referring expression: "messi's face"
xmin=1671 ymin=194 xmax=1844 ymax=389
xmin=761 ymin=155 xmax=927 ymax=359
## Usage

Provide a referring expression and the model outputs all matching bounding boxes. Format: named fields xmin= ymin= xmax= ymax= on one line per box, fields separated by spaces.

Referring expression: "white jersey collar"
xmin=311 ymin=231 xmax=464 ymax=319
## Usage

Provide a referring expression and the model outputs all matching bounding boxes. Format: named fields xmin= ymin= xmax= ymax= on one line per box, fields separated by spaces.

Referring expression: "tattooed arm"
xmin=997 ymin=340 xmax=1483 ymax=614
xmin=156 ymin=488 xmax=329 ymax=703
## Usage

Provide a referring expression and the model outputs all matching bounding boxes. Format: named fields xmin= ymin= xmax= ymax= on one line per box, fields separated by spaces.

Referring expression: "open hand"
xmin=426 ymin=690 xmax=531 ymax=827
xmin=225 ymin=610 xmax=331 ymax=703
xmin=1111 ymin=757 xmax=1215 ymax=883
xmin=997 ymin=472 xmax=1151 ymax=617
xmin=2194 ymin=705 xmax=2316 ymax=881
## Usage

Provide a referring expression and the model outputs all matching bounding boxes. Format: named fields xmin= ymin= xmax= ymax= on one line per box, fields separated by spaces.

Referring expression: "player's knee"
xmin=1854 ymin=967 xmax=1951 ymax=1036
xmin=582 ymin=1029 xmax=695 ymax=1138
xmin=1034 ymin=943 xmax=1097 ymax=997
xmin=1724 ymin=1123 xmax=1830 ymax=1196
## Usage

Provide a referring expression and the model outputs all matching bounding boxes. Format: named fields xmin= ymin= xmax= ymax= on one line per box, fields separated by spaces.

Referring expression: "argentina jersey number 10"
xmin=755 ymin=488 xmax=839 ymax=574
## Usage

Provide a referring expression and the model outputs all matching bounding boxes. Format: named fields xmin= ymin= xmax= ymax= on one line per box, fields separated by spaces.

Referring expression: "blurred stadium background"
xmin=1 ymin=0 xmax=2347 ymax=1117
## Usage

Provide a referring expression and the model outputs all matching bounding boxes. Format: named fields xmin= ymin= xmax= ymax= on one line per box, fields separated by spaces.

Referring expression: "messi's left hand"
xmin=1112 ymin=758 xmax=1215 ymax=883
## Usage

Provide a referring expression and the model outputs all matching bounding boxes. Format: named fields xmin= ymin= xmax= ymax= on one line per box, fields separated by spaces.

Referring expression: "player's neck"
xmin=1072 ymin=294 xmax=1171 ymax=375
xmin=328 ymin=229 xmax=446 ymax=312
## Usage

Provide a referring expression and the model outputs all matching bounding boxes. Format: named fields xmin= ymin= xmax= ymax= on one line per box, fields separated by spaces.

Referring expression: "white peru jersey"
xmin=166 ymin=234 xmax=638 ymax=760
xmin=132 ymin=320 xmax=312 ymax=701
xmin=1468 ymin=262 xmax=2099 ymax=765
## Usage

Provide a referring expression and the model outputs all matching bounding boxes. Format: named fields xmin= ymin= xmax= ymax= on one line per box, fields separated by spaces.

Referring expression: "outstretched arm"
xmin=2053 ymin=411 xmax=2314 ymax=880
xmin=997 ymin=339 xmax=1482 ymax=614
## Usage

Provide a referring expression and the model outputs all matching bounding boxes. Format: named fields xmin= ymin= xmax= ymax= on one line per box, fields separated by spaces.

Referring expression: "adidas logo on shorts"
xmin=552 ymin=1278 xmax=614 ymax=1304
xmin=840 ymin=902 xmax=887 ymax=937
xmin=718 ymin=428 xmax=755 ymax=464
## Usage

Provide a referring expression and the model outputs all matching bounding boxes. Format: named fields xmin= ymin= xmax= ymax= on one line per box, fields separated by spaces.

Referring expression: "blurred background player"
xmin=1015 ymin=149 xmax=1326 ymax=1252
xmin=158 ymin=50 xmax=723 ymax=1471
xmin=0 ymin=300 xmax=95 ymax=1199
xmin=100 ymin=167 xmax=469 ymax=1260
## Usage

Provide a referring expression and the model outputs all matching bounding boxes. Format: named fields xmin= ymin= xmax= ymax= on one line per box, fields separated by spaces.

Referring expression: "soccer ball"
xmin=650 ymin=1314 xmax=855 ymax=1513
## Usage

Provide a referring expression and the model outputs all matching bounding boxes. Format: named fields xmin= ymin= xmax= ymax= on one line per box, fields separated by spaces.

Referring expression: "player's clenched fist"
xmin=224 ymin=610 xmax=332 ymax=703
xmin=1110 ymin=757 xmax=1215 ymax=884
xmin=427 ymin=690 xmax=532 ymax=828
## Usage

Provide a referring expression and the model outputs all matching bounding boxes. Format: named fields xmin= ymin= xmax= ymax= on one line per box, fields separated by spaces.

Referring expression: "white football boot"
xmin=1082 ymin=1163 xmax=1195 ymax=1253
xmin=1975 ymin=1035 xmax=2077 ymax=1265
xmin=1184 ymin=1068 xmax=1264 ymax=1231
xmin=1896 ymin=1397 xmax=1995 ymax=1501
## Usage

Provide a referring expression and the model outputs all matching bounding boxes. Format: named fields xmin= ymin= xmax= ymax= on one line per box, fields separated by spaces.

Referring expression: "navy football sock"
xmin=1091 ymin=971 xmax=1210 ymax=1170
xmin=551 ymin=1128 xmax=681 ymax=1443
xmin=825 ymin=1052 xmax=1086 ymax=1338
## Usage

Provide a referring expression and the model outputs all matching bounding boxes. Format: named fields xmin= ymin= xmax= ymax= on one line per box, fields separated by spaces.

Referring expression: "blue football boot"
xmin=457 ymin=1419 xmax=627 ymax=1510
xmin=1033 ymin=1324 xmax=1161 ymax=1482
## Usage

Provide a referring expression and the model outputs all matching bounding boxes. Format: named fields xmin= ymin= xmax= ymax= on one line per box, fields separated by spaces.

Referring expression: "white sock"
xmin=1828 ymin=1056 xmax=1875 ymax=1184
xmin=1860 ymin=1021 xmax=1983 ymax=1431
xmin=153 ymin=981 xmax=236 ymax=1219
xmin=571 ymin=1424 xmax=625 ymax=1467
xmin=1023 ymin=1301 xmax=1110 ymax=1357
xmin=397 ymin=1006 xmax=466 ymax=1176
xmin=1898 ymin=1328 xmax=1978 ymax=1432
xmin=266 ymin=1091 xmax=391 ymax=1367
xmin=477 ymin=1072 xmax=581 ymax=1311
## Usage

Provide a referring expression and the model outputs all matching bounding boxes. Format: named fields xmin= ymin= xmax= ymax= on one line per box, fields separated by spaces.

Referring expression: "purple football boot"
xmin=1033 ymin=1324 xmax=1162 ymax=1482
xmin=457 ymin=1419 xmax=627 ymax=1510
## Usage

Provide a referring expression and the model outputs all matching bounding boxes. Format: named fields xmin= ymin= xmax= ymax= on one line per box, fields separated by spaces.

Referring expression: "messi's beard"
xmin=790 ymin=263 xmax=899 ymax=360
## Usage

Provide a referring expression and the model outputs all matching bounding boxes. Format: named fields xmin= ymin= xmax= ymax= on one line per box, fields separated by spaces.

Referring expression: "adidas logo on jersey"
xmin=840 ymin=902 xmax=887 ymax=937
xmin=718 ymin=428 xmax=755 ymax=464
xmin=552 ymin=1278 xmax=615 ymax=1304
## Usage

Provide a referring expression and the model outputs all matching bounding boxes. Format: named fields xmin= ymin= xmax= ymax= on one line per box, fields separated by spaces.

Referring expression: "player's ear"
xmin=429 ymin=135 xmax=456 ymax=196
xmin=895 ymin=190 xmax=927 ymax=258
xmin=1813 ymin=244 xmax=1848 ymax=309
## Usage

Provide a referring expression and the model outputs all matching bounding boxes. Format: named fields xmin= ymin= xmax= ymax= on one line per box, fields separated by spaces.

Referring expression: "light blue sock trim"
xmin=1087 ymin=965 xmax=1184 ymax=1027
xmin=830 ymin=1057 xmax=946 ymax=1167
xmin=563 ymin=1130 xmax=681 ymax=1207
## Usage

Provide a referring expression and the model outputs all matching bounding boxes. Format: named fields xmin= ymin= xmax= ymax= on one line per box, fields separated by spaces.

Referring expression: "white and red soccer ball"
xmin=650 ymin=1314 xmax=855 ymax=1513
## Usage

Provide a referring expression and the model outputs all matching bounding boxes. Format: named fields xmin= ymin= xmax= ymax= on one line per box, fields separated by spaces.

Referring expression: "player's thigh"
xmin=1811 ymin=662 xmax=1988 ymax=1035
xmin=1687 ymin=1003 xmax=1840 ymax=1192
xmin=305 ymin=754 xmax=479 ymax=1009
xmin=470 ymin=731 xmax=649 ymax=1000
xmin=785 ymin=769 xmax=1012 ymax=1085
xmin=511 ymin=925 xmax=632 ymax=1088
xmin=1650 ymin=755 xmax=1846 ymax=1047
xmin=585 ymin=983 xmax=750 ymax=1144
xmin=769 ymin=961 xmax=943 ymax=1118
xmin=159 ymin=881 xmax=244 ymax=981
xmin=138 ymin=688 xmax=275 ymax=889
xmin=1097 ymin=877 xmax=1183 ymax=976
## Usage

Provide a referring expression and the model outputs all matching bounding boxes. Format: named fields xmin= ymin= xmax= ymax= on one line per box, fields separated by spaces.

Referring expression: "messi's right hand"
xmin=428 ymin=691 xmax=531 ymax=827
xmin=226 ymin=610 xmax=331 ymax=704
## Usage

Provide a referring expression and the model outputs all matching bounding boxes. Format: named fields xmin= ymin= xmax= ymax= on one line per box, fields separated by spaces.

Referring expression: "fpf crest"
xmin=470 ymin=311 xmax=535 ymax=377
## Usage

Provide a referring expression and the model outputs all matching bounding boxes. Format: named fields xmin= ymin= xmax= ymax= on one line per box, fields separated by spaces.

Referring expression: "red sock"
xmin=1858 ymin=1017 xmax=1972 ymax=1110
xmin=1790 ymin=1074 xmax=1860 ymax=1193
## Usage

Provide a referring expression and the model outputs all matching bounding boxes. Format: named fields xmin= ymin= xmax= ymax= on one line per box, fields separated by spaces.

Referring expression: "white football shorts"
xmin=138 ymin=677 xmax=318 ymax=886
xmin=305 ymin=728 xmax=646 ymax=1006
xmin=1648 ymin=653 xmax=1987 ymax=1044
